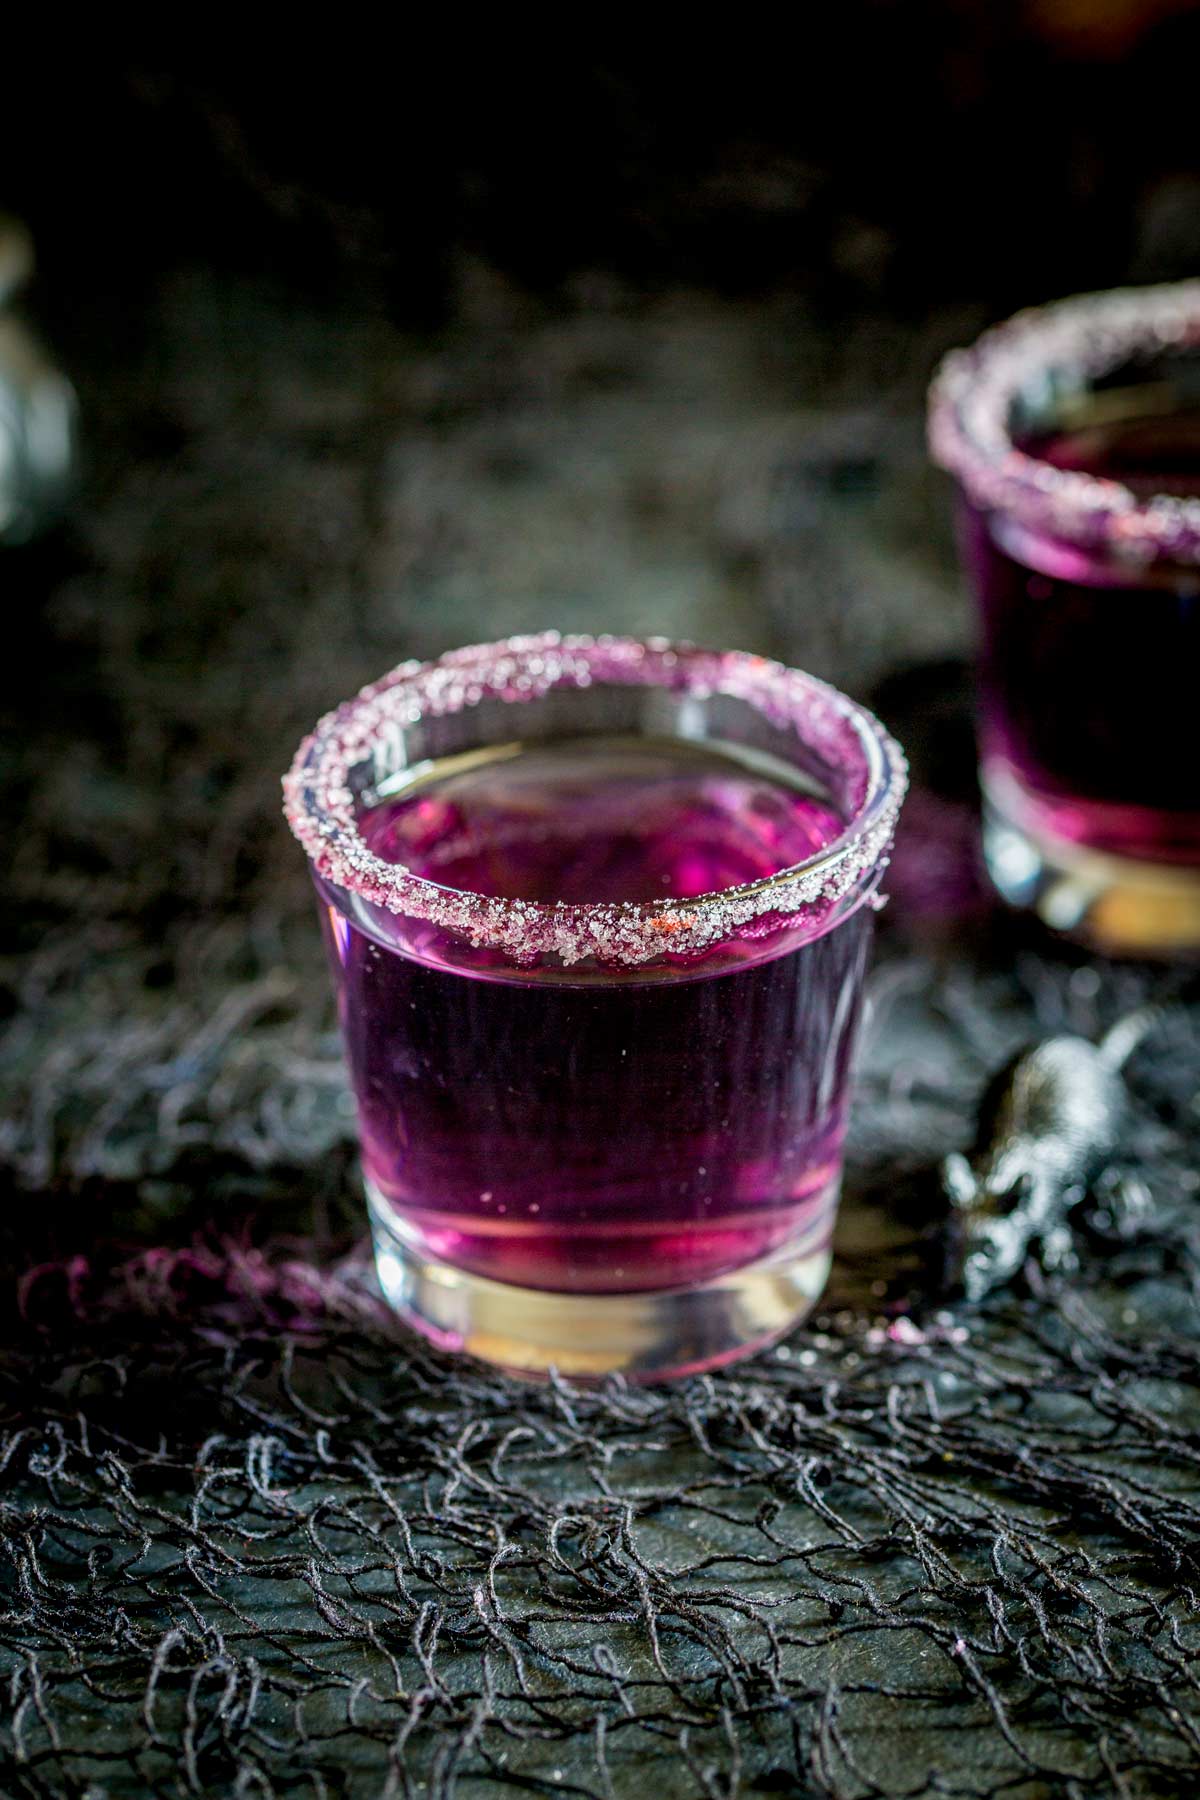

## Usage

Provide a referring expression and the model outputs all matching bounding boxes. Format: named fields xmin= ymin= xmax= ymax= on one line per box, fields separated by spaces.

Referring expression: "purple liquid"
xmin=965 ymin=402 xmax=1200 ymax=863
xmin=319 ymin=736 xmax=871 ymax=1296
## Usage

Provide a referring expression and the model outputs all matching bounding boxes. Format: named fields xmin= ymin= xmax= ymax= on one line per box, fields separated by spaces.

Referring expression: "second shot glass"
xmin=930 ymin=281 xmax=1200 ymax=954
xmin=285 ymin=635 xmax=906 ymax=1380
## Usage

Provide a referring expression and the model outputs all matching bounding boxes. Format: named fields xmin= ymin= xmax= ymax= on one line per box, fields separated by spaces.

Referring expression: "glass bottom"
xmin=983 ymin=789 xmax=1200 ymax=956
xmin=367 ymin=1184 xmax=833 ymax=1382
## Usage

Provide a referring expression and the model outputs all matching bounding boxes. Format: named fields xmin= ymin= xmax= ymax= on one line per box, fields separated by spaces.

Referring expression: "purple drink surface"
xmin=321 ymin=735 xmax=870 ymax=1295
xmin=967 ymin=401 xmax=1200 ymax=863
xmin=359 ymin=736 xmax=845 ymax=903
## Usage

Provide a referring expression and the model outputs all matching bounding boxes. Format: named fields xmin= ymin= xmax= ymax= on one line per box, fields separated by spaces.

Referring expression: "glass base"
xmin=983 ymin=796 xmax=1200 ymax=956
xmin=367 ymin=1186 xmax=833 ymax=1382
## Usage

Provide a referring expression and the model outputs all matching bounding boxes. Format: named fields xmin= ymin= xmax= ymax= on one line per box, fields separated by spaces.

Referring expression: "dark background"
xmin=9 ymin=8 xmax=1200 ymax=333
xmin=6 ymin=4 xmax=1200 ymax=963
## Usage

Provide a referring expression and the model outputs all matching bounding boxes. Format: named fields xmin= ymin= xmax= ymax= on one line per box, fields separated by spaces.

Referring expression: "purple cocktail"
xmin=285 ymin=637 xmax=905 ymax=1379
xmin=931 ymin=282 xmax=1200 ymax=953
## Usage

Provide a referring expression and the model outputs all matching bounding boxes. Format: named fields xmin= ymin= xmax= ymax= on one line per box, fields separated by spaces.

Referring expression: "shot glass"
xmin=930 ymin=281 xmax=1200 ymax=954
xmin=285 ymin=635 xmax=906 ymax=1379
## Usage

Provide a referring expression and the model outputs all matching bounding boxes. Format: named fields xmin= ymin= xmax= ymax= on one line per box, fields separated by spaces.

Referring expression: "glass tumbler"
xmin=285 ymin=635 xmax=906 ymax=1379
xmin=930 ymin=280 xmax=1200 ymax=954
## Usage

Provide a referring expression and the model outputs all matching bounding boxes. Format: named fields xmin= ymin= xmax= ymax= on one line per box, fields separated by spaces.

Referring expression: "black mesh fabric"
xmin=2 ymin=276 xmax=1199 ymax=1798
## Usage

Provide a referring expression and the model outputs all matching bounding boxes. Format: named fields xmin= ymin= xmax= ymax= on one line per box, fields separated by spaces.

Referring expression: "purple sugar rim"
xmin=283 ymin=634 xmax=907 ymax=968
xmin=928 ymin=280 xmax=1200 ymax=567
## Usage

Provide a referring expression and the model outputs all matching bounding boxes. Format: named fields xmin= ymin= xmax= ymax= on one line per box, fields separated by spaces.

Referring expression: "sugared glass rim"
xmin=928 ymin=280 xmax=1200 ymax=567
xmin=283 ymin=634 xmax=907 ymax=968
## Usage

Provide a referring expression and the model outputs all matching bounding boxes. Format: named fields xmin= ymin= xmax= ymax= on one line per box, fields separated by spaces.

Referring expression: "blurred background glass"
xmin=0 ymin=215 xmax=74 ymax=543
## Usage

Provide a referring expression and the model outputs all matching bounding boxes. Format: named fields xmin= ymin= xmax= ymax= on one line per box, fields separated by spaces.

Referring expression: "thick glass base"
xmin=367 ymin=1186 xmax=833 ymax=1382
xmin=983 ymin=795 xmax=1200 ymax=956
